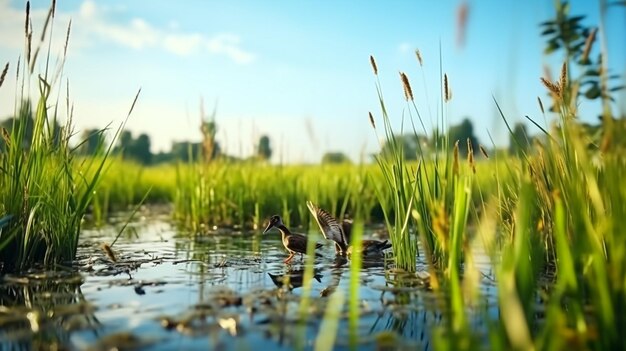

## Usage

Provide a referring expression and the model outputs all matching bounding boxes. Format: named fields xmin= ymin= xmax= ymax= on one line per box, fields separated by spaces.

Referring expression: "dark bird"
xmin=306 ymin=201 xmax=392 ymax=259
xmin=263 ymin=215 xmax=323 ymax=263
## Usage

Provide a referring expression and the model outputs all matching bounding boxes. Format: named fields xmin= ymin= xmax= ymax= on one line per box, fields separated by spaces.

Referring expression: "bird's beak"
xmin=263 ymin=221 xmax=274 ymax=234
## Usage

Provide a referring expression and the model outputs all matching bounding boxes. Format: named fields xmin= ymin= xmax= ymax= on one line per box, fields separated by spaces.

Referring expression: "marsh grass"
xmin=172 ymin=161 xmax=381 ymax=232
xmin=369 ymin=53 xmax=477 ymax=277
xmin=0 ymin=0 xmax=137 ymax=271
xmin=473 ymin=51 xmax=626 ymax=348
xmin=368 ymin=35 xmax=625 ymax=348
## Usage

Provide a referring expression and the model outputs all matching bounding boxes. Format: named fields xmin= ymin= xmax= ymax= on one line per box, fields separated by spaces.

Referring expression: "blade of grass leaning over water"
xmin=314 ymin=289 xmax=345 ymax=351
xmin=295 ymin=222 xmax=322 ymax=350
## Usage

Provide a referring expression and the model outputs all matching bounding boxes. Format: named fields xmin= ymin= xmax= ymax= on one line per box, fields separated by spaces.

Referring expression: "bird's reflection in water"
xmin=319 ymin=257 xmax=346 ymax=297
xmin=268 ymin=267 xmax=323 ymax=290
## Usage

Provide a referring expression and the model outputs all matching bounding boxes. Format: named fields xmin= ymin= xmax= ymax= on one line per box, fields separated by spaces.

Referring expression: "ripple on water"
xmin=0 ymin=217 xmax=500 ymax=350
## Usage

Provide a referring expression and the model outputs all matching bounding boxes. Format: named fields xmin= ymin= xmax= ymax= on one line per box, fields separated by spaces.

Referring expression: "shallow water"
xmin=0 ymin=214 xmax=499 ymax=350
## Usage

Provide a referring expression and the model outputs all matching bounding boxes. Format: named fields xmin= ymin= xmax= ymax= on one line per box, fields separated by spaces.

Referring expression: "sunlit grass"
xmin=87 ymin=158 xmax=501 ymax=231
xmin=0 ymin=1 xmax=132 ymax=271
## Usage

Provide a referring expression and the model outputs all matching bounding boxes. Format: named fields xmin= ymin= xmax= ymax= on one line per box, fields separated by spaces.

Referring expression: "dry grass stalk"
xmin=0 ymin=63 xmax=8 ymax=88
xmin=537 ymin=96 xmax=545 ymax=114
xmin=433 ymin=204 xmax=450 ymax=251
xmin=64 ymin=20 xmax=72 ymax=57
xmin=1 ymin=127 xmax=11 ymax=147
xmin=25 ymin=1 xmax=30 ymax=34
xmin=467 ymin=138 xmax=476 ymax=174
xmin=444 ymin=74 xmax=450 ymax=102
xmin=25 ymin=2 xmax=32 ymax=67
xmin=369 ymin=55 xmax=378 ymax=76
xmin=15 ymin=57 xmax=20 ymax=81
xmin=368 ymin=112 xmax=376 ymax=129
xmin=40 ymin=7 xmax=53 ymax=42
xmin=101 ymin=243 xmax=117 ymax=262
xmin=415 ymin=49 xmax=423 ymax=67
xmin=540 ymin=77 xmax=561 ymax=97
xmin=399 ymin=72 xmax=414 ymax=101
xmin=64 ymin=78 xmax=75 ymax=144
xmin=479 ymin=144 xmax=489 ymax=159
xmin=581 ymin=28 xmax=597 ymax=63
xmin=31 ymin=3 xmax=57 ymax=74
xmin=559 ymin=62 xmax=567 ymax=92
xmin=453 ymin=140 xmax=460 ymax=176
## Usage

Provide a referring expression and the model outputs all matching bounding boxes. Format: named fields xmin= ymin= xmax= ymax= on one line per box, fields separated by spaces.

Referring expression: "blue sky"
xmin=1 ymin=0 xmax=624 ymax=163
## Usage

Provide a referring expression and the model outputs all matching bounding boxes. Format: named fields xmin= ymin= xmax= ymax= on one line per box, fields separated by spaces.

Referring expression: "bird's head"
xmin=263 ymin=215 xmax=283 ymax=234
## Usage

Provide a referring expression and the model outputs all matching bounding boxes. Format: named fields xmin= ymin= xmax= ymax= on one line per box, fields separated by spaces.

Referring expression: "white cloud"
xmin=74 ymin=0 xmax=255 ymax=63
xmin=79 ymin=0 xmax=96 ymax=18
xmin=163 ymin=33 xmax=203 ymax=56
xmin=206 ymin=34 xmax=255 ymax=64
xmin=0 ymin=0 xmax=256 ymax=64
xmin=0 ymin=0 xmax=52 ymax=50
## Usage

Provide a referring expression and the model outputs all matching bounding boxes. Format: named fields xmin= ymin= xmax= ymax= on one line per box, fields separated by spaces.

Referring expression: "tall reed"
xmin=0 ymin=1 xmax=135 ymax=270
xmin=369 ymin=54 xmax=476 ymax=276
xmin=486 ymin=55 xmax=626 ymax=348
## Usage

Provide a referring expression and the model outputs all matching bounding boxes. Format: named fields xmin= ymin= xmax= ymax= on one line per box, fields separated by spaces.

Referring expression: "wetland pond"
xmin=0 ymin=210 xmax=498 ymax=350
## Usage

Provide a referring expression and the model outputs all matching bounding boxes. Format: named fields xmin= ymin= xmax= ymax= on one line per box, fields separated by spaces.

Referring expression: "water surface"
xmin=0 ymin=214 xmax=498 ymax=350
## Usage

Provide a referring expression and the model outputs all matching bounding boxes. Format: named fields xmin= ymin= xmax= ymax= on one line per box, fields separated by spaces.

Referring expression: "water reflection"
xmin=268 ymin=267 xmax=324 ymax=290
xmin=0 ymin=271 xmax=100 ymax=350
xmin=0 ymin=217 xmax=498 ymax=350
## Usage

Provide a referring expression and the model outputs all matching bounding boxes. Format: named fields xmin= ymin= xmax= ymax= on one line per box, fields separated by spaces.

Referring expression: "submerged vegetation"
xmin=1 ymin=0 xmax=625 ymax=350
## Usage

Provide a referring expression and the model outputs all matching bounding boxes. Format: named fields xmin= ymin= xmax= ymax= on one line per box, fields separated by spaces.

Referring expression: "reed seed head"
xmin=64 ymin=20 xmax=72 ymax=57
xmin=1 ymin=127 xmax=10 ymax=147
xmin=368 ymin=111 xmax=376 ymax=130
xmin=479 ymin=144 xmax=489 ymax=159
xmin=537 ymin=96 xmax=545 ymax=114
xmin=26 ymin=31 xmax=32 ymax=67
xmin=25 ymin=2 xmax=32 ymax=68
xmin=369 ymin=55 xmax=378 ymax=76
xmin=540 ymin=77 xmax=561 ymax=97
xmin=581 ymin=28 xmax=597 ymax=64
xmin=0 ymin=63 xmax=8 ymax=89
xmin=40 ymin=7 xmax=53 ymax=42
xmin=415 ymin=49 xmax=423 ymax=67
xmin=559 ymin=62 xmax=567 ymax=92
xmin=444 ymin=74 xmax=451 ymax=102
xmin=399 ymin=72 xmax=414 ymax=101
xmin=25 ymin=1 xmax=30 ymax=35
xmin=467 ymin=138 xmax=475 ymax=174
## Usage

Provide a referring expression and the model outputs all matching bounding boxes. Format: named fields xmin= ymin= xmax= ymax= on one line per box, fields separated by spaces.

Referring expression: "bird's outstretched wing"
xmin=306 ymin=201 xmax=347 ymax=249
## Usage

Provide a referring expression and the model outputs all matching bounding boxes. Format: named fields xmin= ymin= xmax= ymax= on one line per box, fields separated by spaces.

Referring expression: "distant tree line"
xmin=78 ymin=128 xmax=273 ymax=165
xmin=0 ymin=100 xmax=274 ymax=165
xmin=5 ymin=100 xmax=606 ymax=164
xmin=374 ymin=117 xmax=539 ymax=161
